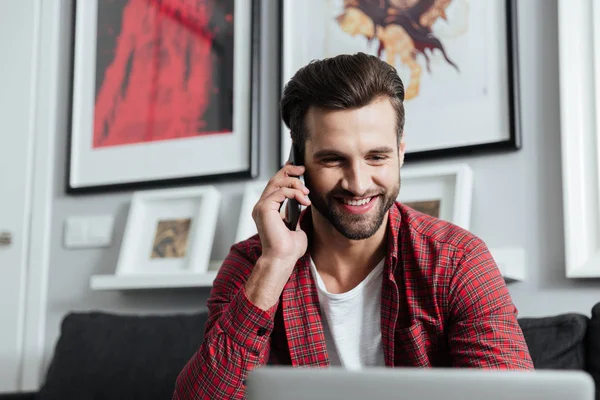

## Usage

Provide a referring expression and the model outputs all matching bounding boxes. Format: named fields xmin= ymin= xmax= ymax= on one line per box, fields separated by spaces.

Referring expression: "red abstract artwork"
xmin=93 ymin=0 xmax=234 ymax=149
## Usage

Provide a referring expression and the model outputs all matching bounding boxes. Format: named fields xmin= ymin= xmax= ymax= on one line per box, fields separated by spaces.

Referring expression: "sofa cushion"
xmin=518 ymin=313 xmax=589 ymax=370
xmin=587 ymin=302 xmax=600 ymax=400
xmin=38 ymin=311 xmax=208 ymax=400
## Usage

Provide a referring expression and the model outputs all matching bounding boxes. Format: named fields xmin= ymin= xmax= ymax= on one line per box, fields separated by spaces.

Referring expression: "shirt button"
xmin=257 ymin=327 xmax=267 ymax=336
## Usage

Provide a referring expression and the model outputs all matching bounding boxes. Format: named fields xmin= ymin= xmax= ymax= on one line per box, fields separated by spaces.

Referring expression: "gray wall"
xmin=43 ymin=0 xmax=600 ymax=371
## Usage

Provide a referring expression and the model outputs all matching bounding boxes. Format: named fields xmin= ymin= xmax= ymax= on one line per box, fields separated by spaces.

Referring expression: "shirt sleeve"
xmin=446 ymin=238 xmax=534 ymax=370
xmin=173 ymin=243 xmax=279 ymax=400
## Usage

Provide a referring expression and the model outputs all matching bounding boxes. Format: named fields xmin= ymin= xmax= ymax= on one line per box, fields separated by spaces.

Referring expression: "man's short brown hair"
xmin=280 ymin=52 xmax=405 ymax=161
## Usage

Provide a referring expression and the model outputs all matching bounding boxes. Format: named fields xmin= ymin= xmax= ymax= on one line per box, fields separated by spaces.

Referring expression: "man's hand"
xmin=244 ymin=163 xmax=311 ymax=311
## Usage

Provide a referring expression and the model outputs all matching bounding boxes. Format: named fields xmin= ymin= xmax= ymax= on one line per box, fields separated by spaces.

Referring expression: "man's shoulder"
xmin=396 ymin=202 xmax=486 ymax=256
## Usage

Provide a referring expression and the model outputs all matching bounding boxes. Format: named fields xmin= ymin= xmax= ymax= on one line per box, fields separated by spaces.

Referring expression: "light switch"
xmin=64 ymin=215 xmax=114 ymax=249
xmin=64 ymin=218 xmax=87 ymax=248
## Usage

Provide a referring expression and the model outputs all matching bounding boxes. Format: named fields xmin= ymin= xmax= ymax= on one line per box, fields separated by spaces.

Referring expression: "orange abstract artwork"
xmin=335 ymin=0 xmax=467 ymax=100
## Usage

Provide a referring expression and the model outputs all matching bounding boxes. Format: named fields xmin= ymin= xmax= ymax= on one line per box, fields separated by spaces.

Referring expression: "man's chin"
xmin=311 ymin=194 xmax=391 ymax=240
xmin=336 ymin=227 xmax=378 ymax=241
xmin=330 ymin=213 xmax=385 ymax=241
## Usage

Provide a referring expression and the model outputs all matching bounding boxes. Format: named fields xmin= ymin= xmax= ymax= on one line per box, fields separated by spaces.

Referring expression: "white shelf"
xmin=490 ymin=247 xmax=526 ymax=282
xmin=90 ymin=260 xmax=224 ymax=291
xmin=90 ymin=249 xmax=526 ymax=291
xmin=90 ymin=271 xmax=218 ymax=290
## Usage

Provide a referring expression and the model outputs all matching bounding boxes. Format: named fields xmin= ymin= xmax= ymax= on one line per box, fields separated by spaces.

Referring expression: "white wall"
xmin=463 ymin=0 xmax=600 ymax=315
xmin=40 ymin=0 xmax=600 ymax=377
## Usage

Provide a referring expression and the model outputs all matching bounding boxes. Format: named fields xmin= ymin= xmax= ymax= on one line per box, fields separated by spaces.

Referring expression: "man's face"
xmin=303 ymin=96 xmax=404 ymax=240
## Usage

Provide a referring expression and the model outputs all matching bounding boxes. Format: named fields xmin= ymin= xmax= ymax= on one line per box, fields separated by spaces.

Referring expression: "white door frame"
xmin=18 ymin=0 xmax=61 ymax=391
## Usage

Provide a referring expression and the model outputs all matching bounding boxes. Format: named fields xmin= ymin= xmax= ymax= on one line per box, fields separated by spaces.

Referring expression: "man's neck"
xmin=309 ymin=211 xmax=388 ymax=294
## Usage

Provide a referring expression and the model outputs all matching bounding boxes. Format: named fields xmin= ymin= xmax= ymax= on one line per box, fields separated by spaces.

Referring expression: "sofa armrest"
xmin=0 ymin=392 xmax=37 ymax=400
xmin=518 ymin=313 xmax=589 ymax=369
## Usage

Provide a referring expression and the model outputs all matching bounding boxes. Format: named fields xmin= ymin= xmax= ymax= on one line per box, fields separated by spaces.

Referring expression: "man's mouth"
xmin=333 ymin=195 xmax=380 ymax=214
xmin=341 ymin=197 xmax=373 ymax=206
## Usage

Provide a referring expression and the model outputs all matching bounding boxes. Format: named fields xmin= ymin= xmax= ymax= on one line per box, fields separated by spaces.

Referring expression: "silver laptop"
xmin=246 ymin=366 xmax=595 ymax=400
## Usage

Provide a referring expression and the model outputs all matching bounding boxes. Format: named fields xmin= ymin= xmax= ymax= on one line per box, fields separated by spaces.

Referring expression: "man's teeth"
xmin=343 ymin=197 xmax=372 ymax=206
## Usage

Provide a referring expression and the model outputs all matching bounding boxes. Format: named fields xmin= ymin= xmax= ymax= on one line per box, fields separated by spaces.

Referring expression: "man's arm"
xmin=173 ymin=244 xmax=278 ymax=400
xmin=446 ymin=239 xmax=534 ymax=369
xmin=173 ymin=162 xmax=310 ymax=399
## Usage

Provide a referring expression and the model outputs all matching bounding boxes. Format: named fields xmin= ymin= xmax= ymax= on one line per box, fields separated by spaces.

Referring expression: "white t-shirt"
xmin=309 ymin=257 xmax=386 ymax=370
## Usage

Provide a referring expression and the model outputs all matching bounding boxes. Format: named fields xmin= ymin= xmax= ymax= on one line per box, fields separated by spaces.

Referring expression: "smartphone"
xmin=285 ymin=145 xmax=302 ymax=231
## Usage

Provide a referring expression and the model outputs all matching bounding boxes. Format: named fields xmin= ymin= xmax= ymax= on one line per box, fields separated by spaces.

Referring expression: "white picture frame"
xmin=115 ymin=185 xmax=221 ymax=276
xmin=67 ymin=0 xmax=260 ymax=193
xmin=558 ymin=0 xmax=600 ymax=278
xmin=398 ymin=163 xmax=473 ymax=230
xmin=235 ymin=181 xmax=268 ymax=243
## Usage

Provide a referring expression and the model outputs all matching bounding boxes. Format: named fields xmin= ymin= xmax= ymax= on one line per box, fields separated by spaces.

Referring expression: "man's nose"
xmin=341 ymin=162 xmax=371 ymax=196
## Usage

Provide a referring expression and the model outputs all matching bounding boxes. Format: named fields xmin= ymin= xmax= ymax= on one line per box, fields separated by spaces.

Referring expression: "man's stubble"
xmin=304 ymin=171 xmax=400 ymax=240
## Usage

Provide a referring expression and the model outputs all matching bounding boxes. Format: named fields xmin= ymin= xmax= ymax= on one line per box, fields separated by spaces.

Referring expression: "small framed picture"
xmin=398 ymin=163 xmax=473 ymax=229
xmin=115 ymin=185 xmax=221 ymax=276
xmin=235 ymin=181 xmax=266 ymax=243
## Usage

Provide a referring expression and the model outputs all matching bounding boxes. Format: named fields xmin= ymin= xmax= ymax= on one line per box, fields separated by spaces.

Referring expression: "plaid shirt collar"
xmin=298 ymin=202 xmax=402 ymax=270
xmin=287 ymin=203 xmax=403 ymax=367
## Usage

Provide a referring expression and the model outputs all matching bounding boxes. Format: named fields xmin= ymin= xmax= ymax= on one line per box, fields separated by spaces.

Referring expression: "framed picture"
xmin=235 ymin=180 xmax=266 ymax=243
xmin=115 ymin=185 xmax=221 ymax=276
xmin=279 ymin=0 xmax=520 ymax=165
xmin=558 ymin=0 xmax=600 ymax=278
xmin=68 ymin=0 xmax=260 ymax=193
xmin=398 ymin=163 xmax=473 ymax=229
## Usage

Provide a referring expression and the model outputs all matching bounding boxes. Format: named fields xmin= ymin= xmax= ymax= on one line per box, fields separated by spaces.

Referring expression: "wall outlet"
xmin=64 ymin=215 xmax=114 ymax=249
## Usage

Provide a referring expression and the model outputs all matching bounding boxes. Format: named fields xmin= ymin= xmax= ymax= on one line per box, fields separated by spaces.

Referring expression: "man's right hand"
xmin=244 ymin=163 xmax=312 ymax=311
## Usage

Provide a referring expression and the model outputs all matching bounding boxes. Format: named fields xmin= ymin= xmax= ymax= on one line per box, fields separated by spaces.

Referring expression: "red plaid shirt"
xmin=173 ymin=202 xmax=533 ymax=399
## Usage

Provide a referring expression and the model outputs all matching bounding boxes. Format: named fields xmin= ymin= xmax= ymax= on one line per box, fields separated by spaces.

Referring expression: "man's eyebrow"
xmin=313 ymin=149 xmax=346 ymax=159
xmin=313 ymin=147 xmax=395 ymax=159
xmin=368 ymin=146 xmax=395 ymax=154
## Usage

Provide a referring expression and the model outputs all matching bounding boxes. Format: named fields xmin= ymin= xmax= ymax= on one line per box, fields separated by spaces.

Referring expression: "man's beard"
xmin=304 ymin=173 xmax=400 ymax=240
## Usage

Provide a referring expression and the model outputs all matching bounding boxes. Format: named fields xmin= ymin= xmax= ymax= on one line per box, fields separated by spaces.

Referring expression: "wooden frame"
xmin=558 ymin=0 xmax=600 ymax=278
xmin=67 ymin=0 xmax=260 ymax=193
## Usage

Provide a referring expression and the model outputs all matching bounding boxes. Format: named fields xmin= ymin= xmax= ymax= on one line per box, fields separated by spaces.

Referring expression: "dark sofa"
xmin=2 ymin=302 xmax=599 ymax=400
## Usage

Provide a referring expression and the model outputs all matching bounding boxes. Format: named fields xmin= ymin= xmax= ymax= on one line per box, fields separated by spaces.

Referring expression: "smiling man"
xmin=173 ymin=52 xmax=534 ymax=400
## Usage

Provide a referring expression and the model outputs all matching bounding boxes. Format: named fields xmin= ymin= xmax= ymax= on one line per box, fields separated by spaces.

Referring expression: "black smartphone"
xmin=285 ymin=145 xmax=302 ymax=231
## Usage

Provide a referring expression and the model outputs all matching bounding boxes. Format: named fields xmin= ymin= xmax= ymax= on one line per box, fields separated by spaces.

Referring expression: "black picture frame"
xmin=278 ymin=0 xmax=521 ymax=164
xmin=66 ymin=0 xmax=260 ymax=194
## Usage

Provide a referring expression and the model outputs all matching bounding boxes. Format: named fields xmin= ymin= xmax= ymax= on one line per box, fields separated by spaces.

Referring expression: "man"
xmin=173 ymin=52 xmax=533 ymax=400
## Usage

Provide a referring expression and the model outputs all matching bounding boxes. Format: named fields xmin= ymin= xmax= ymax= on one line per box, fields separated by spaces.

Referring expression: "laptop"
xmin=246 ymin=366 xmax=595 ymax=400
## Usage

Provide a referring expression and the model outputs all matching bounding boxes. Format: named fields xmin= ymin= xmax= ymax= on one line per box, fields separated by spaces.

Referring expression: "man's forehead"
xmin=305 ymin=128 xmax=397 ymax=152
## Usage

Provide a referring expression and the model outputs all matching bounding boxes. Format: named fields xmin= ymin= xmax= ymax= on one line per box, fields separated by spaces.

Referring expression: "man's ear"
xmin=399 ymin=139 xmax=406 ymax=167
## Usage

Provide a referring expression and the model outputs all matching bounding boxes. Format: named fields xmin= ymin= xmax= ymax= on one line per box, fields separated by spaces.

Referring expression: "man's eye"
xmin=369 ymin=155 xmax=387 ymax=161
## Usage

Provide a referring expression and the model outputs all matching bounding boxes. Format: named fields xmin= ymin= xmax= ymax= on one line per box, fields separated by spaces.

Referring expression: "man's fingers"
xmin=261 ymin=176 xmax=308 ymax=200
xmin=270 ymin=187 xmax=310 ymax=208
